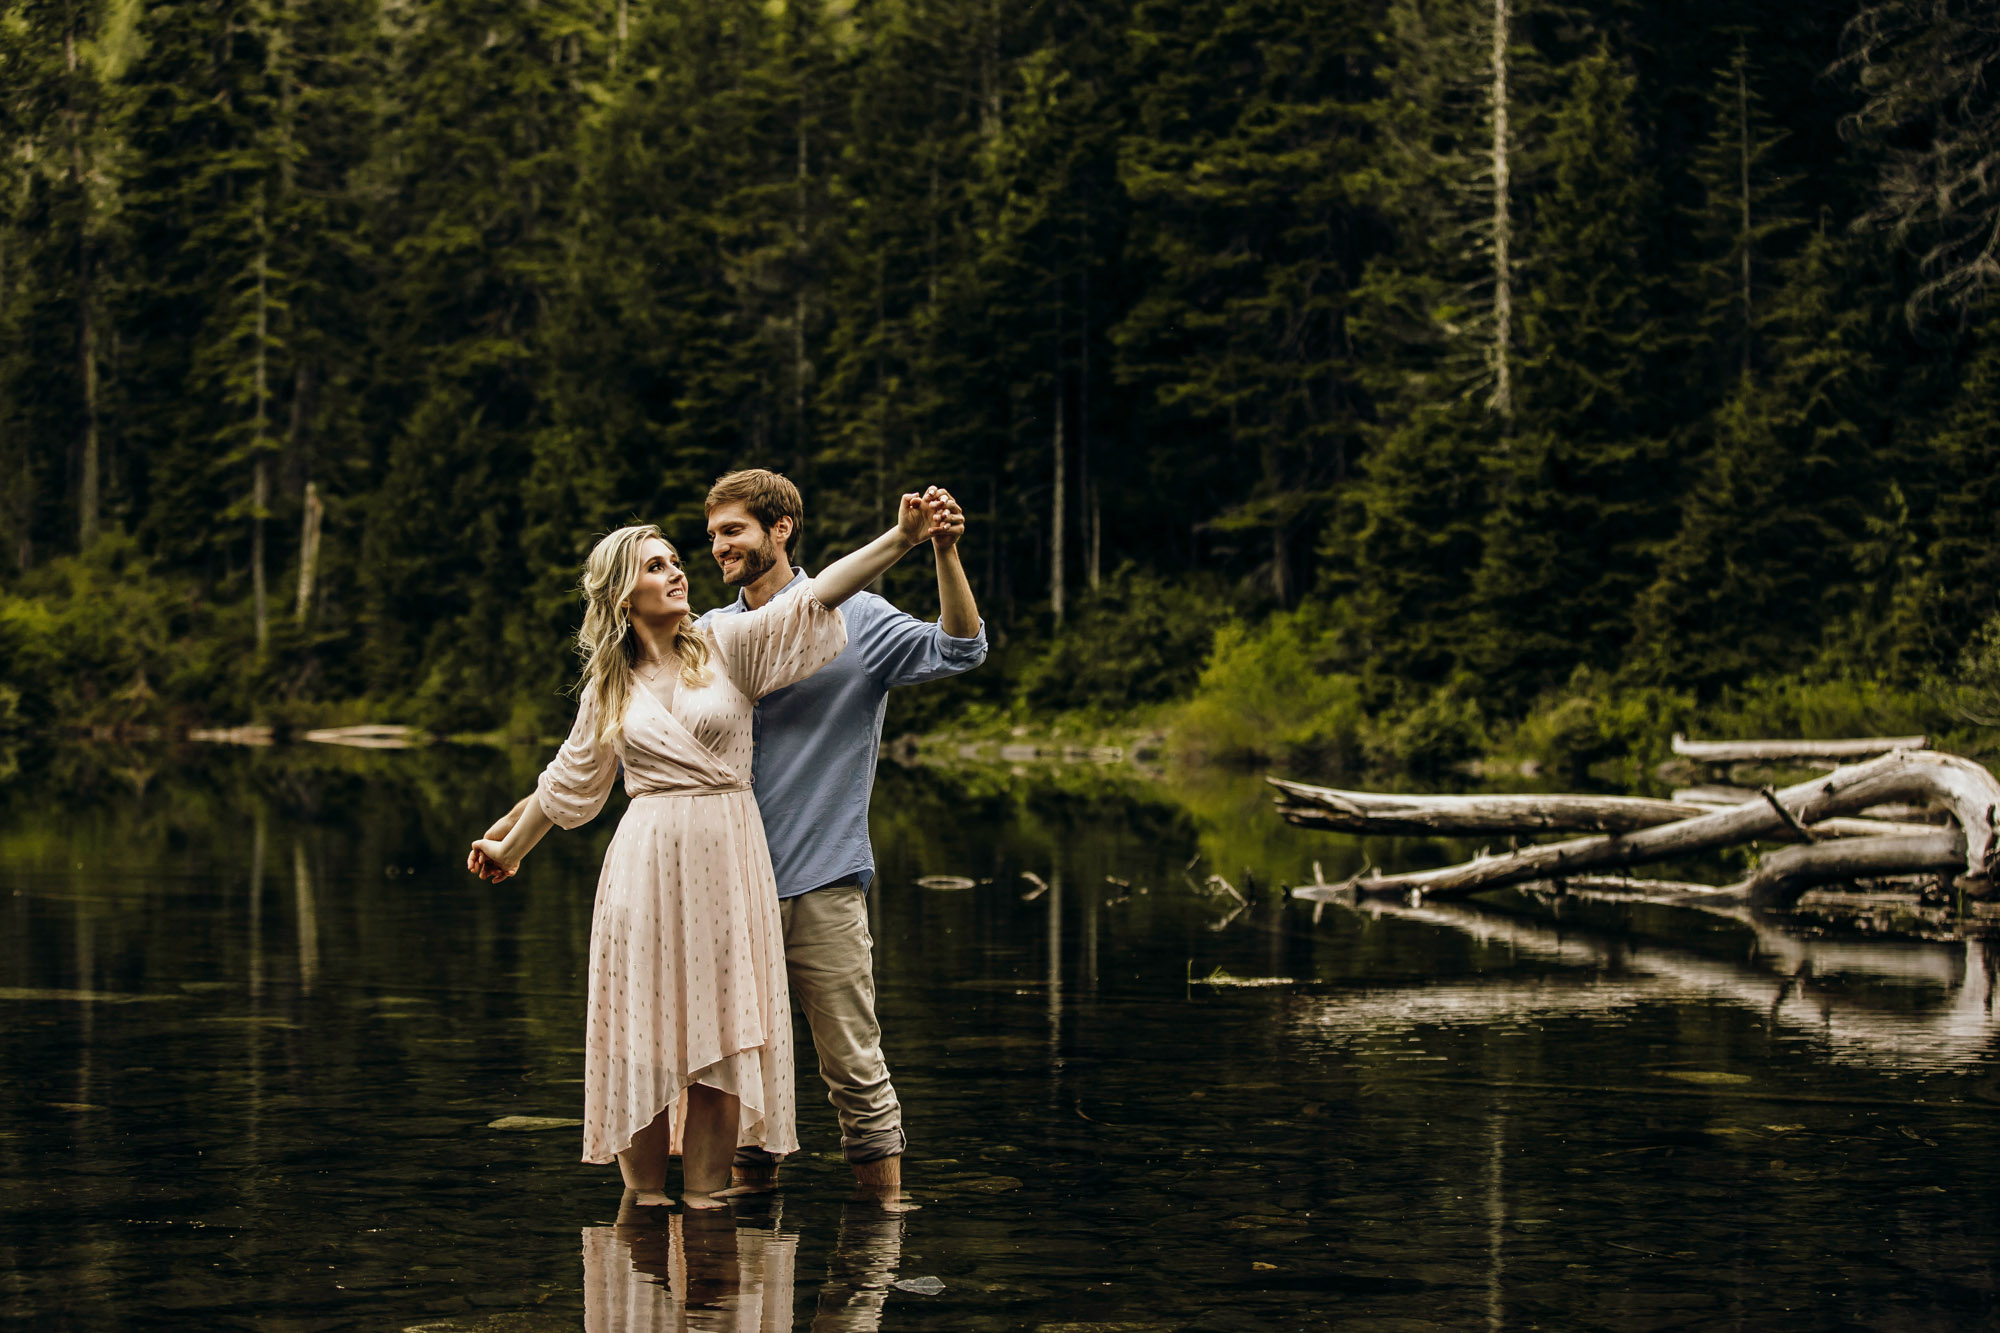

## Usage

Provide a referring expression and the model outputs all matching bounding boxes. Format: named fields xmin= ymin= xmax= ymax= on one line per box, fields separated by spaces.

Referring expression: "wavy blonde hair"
xmin=576 ymin=524 xmax=712 ymax=746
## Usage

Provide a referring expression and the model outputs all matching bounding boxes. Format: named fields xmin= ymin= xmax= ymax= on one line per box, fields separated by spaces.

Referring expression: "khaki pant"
xmin=736 ymin=885 xmax=904 ymax=1166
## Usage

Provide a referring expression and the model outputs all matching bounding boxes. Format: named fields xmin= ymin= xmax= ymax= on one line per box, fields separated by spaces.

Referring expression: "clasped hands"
xmin=899 ymin=486 xmax=964 ymax=551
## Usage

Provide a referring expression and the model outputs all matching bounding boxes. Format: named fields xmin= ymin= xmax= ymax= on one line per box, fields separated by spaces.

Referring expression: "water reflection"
xmin=584 ymin=1196 xmax=798 ymax=1331
xmin=809 ymin=1203 xmax=906 ymax=1331
xmin=583 ymin=1196 xmax=906 ymax=1332
xmin=6 ymin=745 xmax=2000 ymax=1330
xmin=1300 ymin=896 xmax=1998 ymax=1070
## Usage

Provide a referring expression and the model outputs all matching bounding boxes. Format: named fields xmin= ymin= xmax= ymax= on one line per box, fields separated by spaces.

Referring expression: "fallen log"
xmin=1292 ymin=750 xmax=2000 ymax=901
xmin=1672 ymin=785 xmax=1945 ymax=821
xmin=1273 ymin=779 xmax=1942 ymax=840
xmin=1725 ymin=831 xmax=1967 ymax=909
xmin=1670 ymin=733 xmax=1929 ymax=762
xmin=1268 ymin=779 xmax=1710 ymax=834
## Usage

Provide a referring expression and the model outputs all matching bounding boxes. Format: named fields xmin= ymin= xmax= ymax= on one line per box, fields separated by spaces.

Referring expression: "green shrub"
xmin=1492 ymin=669 xmax=1695 ymax=779
xmin=0 ymin=534 xmax=221 ymax=731
xmin=1362 ymin=682 xmax=1489 ymax=774
xmin=1699 ymin=671 xmax=1942 ymax=744
xmin=1015 ymin=565 xmax=1234 ymax=715
xmin=1171 ymin=609 xmax=1366 ymax=771
xmin=1922 ymin=612 xmax=2000 ymax=740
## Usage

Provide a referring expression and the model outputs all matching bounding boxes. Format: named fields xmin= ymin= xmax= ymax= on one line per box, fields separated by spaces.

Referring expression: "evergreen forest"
xmin=4 ymin=0 xmax=1999 ymax=773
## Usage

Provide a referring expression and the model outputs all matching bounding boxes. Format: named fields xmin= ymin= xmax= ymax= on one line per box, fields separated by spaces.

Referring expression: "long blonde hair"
xmin=576 ymin=524 xmax=712 ymax=746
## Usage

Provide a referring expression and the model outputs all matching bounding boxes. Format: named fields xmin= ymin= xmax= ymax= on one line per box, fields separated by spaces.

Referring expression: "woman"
xmin=468 ymin=491 xmax=952 ymax=1208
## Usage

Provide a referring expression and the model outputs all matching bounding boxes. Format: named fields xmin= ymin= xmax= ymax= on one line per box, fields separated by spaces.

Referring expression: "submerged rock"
xmin=487 ymin=1116 xmax=583 ymax=1131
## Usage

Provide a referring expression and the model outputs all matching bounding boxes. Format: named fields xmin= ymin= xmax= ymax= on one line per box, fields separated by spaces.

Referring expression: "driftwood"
xmin=1285 ymin=750 xmax=2000 ymax=903
xmin=1728 ymin=831 xmax=1967 ymax=909
xmin=301 ymin=724 xmax=422 ymax=750
xmin=1670 ymin=733 xmax=1930 ymax=762
xmin=1273 ymin=778 xmax=1941 ymax=840
xmin=1269 ymin=779 xmax=1709 ymax=834
xmin=1672 ymin=785 xmax=1946 ymax=824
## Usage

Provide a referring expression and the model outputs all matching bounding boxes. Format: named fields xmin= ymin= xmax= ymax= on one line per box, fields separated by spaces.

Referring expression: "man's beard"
xmin=723 ymin=534 xmax=781 ymax=587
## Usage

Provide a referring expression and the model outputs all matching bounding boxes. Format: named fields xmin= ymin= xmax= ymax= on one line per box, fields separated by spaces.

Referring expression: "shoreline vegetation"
xmin=6 ymin=564 xmax=1991 ymax=788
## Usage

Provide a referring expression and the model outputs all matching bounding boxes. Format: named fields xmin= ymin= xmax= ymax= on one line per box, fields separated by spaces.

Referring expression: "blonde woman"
xmin=468 ymin=490 xmax=954 ymax=1208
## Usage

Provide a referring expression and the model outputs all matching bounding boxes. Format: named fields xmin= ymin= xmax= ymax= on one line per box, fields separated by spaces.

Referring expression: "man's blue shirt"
xmin=702 ymin=569 xmax=986 ymax=898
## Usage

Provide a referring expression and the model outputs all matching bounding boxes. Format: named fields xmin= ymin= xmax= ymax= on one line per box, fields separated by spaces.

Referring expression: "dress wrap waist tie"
xmin=628 ymin=782 xmax=752 ymax=800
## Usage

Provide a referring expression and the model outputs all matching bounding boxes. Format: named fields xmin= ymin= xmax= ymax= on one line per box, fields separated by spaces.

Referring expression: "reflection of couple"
xmin=582 ymin=1195 xmax=907 ymax=1332
xmin=468 ymin=469 xmax=984 ymax=1207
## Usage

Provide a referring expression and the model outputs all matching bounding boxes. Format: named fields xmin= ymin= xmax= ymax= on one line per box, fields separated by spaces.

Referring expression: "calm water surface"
xmin=2 ymin=745 xmax=1997 ymax=1331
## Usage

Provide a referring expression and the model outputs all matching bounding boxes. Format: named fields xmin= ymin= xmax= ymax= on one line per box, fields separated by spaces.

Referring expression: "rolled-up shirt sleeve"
xmin=709 ymin=585 xmax=850 ymax=700
xmin=855 ymin=596 xmax=988 ymax=687
xmin=535 ymin=685 xmax=619 ymax=829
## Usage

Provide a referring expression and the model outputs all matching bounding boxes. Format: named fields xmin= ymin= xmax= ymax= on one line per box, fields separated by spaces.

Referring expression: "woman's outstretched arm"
xmin=470 ymin=798 xmax=554 ymax=880
xmin=808 ymin=490 xmax=947 ymax=608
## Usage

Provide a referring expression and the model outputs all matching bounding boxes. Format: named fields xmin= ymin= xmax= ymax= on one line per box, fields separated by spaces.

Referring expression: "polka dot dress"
xmin=536 ymin=589 xmax=848 ymax=1164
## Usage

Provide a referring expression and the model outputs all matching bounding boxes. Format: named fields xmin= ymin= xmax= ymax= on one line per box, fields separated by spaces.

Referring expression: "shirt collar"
xmin=730 ymin=567 xmax=809 ymax=613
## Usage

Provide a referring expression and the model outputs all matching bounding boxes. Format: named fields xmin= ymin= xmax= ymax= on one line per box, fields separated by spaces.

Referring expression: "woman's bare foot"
xmin=681 ymin=1190 xmax=729 ymax=1211
xmin=630 ymin=1189 xmax=675 ymax=1209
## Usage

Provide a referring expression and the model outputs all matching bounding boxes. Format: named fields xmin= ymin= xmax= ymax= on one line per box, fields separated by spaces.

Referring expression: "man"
xmin=704 ymin=468 xmax=982 ymax=1200
xmin=479 ymin=469 xmax=983 ymax=1202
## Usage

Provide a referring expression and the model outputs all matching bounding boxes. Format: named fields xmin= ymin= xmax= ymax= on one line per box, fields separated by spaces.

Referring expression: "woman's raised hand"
xmin=896 ymin=488 xmax=956 ymax=547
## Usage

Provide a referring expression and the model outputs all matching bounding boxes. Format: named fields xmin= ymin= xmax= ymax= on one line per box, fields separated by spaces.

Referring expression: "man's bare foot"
xmin=853 ymin=1188 xmax=921 ymax=1213
xmin=719 ymin=1163 xmax=780 ymax=1197
xmin=682 ymin=1191 xmax=729 ymax=1211
xmin=851 ymin=1155 xmax=920 ymax=1212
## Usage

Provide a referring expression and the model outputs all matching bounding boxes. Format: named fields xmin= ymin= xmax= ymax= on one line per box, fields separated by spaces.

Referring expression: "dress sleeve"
xmin=535 ymin=684 xmax=620 ymax=829
xmin=708 ymin=587 xmax=849 ymax=700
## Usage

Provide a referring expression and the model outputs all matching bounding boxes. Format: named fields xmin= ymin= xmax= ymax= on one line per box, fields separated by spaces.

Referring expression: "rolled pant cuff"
xmin=840 ymin=1125 xmax=906 ymax=1165
xmin=733 ymin=1144 xmax=782 ymax=1170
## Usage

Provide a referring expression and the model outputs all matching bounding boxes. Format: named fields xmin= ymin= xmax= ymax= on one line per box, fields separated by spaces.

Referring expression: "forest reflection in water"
xmin=2 ymin=741 xmax=1998 ymax=1330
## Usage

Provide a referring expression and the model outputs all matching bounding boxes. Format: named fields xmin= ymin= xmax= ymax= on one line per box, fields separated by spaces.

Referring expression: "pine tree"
xmin=1116 ymin=0 xmax=1372 ymax=608
xmin=1631 ymin=227 xmax=1889 ymax=692
xmin=1839 ymin=0 xmax=2000 ymax=316
xmin=0 ymin=0 xmax=132 ymax=559
xmin=359 ymin=0 xmax=599 ymax=724
xmin=1327 ymin=0 xmax=1540 ymax=693
xmin=1471 ymin=45 xmax=1671 ymax=704
xmin=1682 ymin=39 xmax=1798 ymax=385
xmin=812 ymin=0 xmax=1039 ymax=610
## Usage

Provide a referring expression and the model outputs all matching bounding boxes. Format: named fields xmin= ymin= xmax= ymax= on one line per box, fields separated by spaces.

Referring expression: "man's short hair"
xmin=706 ymin=469 xmax=804 ymax=557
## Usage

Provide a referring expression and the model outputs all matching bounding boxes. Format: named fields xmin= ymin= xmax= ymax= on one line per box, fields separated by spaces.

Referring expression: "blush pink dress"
xmin=535 ymin=589 xmax=847 ymax=1163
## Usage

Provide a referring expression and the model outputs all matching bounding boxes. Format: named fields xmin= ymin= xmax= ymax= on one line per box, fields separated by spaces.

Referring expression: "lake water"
xmin=2 ymin=744 xmax=1997 ymax=1330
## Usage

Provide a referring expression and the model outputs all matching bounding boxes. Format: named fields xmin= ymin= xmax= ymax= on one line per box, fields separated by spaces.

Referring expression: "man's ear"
xmin=770 ymin=516 xmax=794 ymax=549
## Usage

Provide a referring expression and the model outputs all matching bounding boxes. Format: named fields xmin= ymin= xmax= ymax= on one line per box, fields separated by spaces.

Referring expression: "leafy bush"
xmin=1698 ymin=671 xmax=1940 ymax=744
xmin=0 ymin=534 xmax=224 ymax=731
xmin=1924 ymin=611 xmax=2000 ymax=734
xmin=1171 ymin=609 xmax=1367 ymax=771
xmin=1494 ymin=668 xmax=1695 ymax=780
xmin=1015 ymin=565 xmax=1234 ymax=715
xmin=1362 ymin=682 xmax=1489 ymax=774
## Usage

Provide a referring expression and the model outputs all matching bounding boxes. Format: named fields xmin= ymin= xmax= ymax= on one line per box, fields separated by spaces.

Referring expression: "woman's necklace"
xmin=634 ymin=651 xmax=679 ymax=710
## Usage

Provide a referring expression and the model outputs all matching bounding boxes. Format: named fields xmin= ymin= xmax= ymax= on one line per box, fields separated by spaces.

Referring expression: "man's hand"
xmin=896 ymin=490 xmax=953 ymax=547
xmin=926 ymin=487 xmax=965 ymax=552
